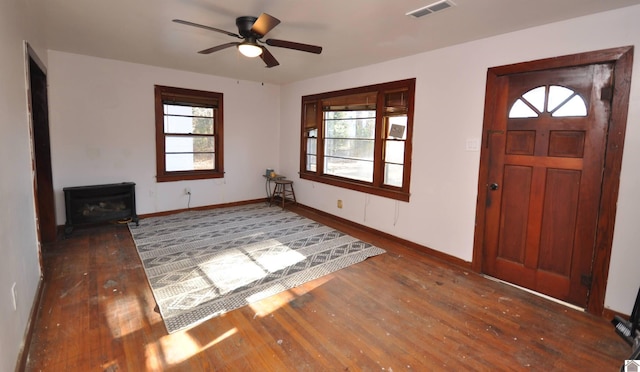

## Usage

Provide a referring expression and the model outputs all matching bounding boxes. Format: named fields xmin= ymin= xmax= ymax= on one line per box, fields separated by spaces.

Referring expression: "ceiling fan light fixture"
xmin=238 ymin=41 xmax=263 ymax=58
xmin=175 ymin=13 xmax=323 ymax=67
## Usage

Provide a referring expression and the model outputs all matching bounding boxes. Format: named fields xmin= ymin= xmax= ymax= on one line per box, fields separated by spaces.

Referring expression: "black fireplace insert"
xmin=63 ymin=182 xmax=139 ymax=236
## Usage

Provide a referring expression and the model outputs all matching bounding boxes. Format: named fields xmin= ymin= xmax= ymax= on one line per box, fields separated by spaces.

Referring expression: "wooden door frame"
xmin=25 ymin=42 xmax=57 ymax=258
xmin=472 ymin=46 xmax=634 ymax=316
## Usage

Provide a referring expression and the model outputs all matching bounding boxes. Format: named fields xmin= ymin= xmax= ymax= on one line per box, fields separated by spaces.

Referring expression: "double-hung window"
xmin=300 ymin=79 xmax=415 ymax=201
xmin=154 ymin=85 xmax=224 ymax=182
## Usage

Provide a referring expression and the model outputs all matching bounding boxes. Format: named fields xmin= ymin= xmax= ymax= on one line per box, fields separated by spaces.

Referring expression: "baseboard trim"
xmin=289 ymin=203 xmax=472 ymax=270
xmin=54 ymin=198 xmax=269 ymax=226
xmin=603 ymin=307 xmax=630 ymax=321
xmin=138 ymin=198 xmax=268 ymax=219
xmin=15 ymin=275 xmax=45 ymax=372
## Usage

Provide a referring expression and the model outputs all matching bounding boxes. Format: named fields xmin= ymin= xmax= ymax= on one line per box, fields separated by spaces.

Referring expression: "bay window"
xmin=300 ymin=79 xmax=415 ymax=201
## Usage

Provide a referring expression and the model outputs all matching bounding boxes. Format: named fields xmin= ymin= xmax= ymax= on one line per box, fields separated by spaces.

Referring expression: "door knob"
xmin=489 ymin=183 xmax=499 ymax=191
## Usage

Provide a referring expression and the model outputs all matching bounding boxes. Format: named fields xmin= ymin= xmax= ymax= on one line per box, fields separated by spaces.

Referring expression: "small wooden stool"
xmin=270 ymin=179 xmax=297 ymax=209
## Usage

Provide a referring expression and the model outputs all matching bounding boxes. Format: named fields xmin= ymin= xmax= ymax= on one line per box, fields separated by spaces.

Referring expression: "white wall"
xmin=0 ymin=1 xmax=47 ymax=371
xmin=0 ymin=5 xmax=632 ymax=370
xmin=280 ymin=5 xmax=640 ymax=314
xmin=47 ymin=51 xmax=281 ymax=222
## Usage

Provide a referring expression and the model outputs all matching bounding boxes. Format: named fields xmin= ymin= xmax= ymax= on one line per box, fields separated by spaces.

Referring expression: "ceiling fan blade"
xmin=260 ymin=47 xmax=280 ymax=68
xmin=173 ymin=19 xmax=241 ymax=39
xmin=198 ymin=42 xmax=239 ymax=54
xmin=251 ymin=13 xmax=281 ymax=37
xmin=265 ymin=39 xmax=322 ymax=54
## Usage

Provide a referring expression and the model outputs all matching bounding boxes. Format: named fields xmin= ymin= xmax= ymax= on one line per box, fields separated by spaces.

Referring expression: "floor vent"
xmin=406 ymin=0 xmax=456 ymax=18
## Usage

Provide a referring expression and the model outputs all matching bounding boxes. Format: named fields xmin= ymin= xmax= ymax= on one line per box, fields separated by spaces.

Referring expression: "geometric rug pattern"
xmin=128 ymin=203 xmax=385 ymax=333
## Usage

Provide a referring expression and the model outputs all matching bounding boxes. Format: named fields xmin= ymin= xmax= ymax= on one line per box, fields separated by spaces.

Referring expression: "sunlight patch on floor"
xmin=145 ymin=327 xmax=238 ymax=368
xmin=248 ymin=274 xmax=334 ymax=317
xmin=104 ymin=292 xmax=161 ymax=338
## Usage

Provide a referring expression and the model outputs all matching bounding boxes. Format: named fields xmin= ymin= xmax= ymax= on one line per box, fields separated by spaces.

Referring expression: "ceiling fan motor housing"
xmin=236 ymin=16 xmax=259 ymax=38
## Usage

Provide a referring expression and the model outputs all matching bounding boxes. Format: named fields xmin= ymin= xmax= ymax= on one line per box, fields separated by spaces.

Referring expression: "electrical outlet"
xmin=337 ymin=199 xmax=343 ymax=209
xmin=184 ymin=187 xmax=191 ymax=195
xmin=11 ymin=282 xmax=17 ymax=311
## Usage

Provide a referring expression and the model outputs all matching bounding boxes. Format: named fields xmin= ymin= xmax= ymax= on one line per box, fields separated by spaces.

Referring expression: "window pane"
xmin=164 ymin=104 xmax=213 ymax=117
xmin=385 ymin=140 xmax=405 ymax=164
xmin=193 ymin=136 xmax=215 ymax=152
xmin=307 ymin=138 xmax=317 ymax=155
xmin=306 ymin=129 xmax=318 ymax=172
xmin=164 ymin=115 xmax=193 ymax=134
xmin=193 ymin=153 xmax=215 ymax=170
xmin=384 ymin=163 xmax=403 ymax=187
xmin=166 ymin=136 xmax=214 ymax=153
xmin=324 ymin=111 xmax=375 ymax=139
xmin=522 ymin=86 xmax=545 ymax=112
xmin=165 ymin=136 xmax=192 ymax=153
xmin=164 ymin=115 xmax=213 ymax=134
xmin=325 ymin=157 xmax=373 ymax=182
xmin=166 ymin=153 xmax=215 ymax=171
xmin=325 ymin=110 xmax=375 ymax=120
xmin=552 ymin=95 xmax=587 ymax=117
xmin=164 ymin=104 xmax=191 ymax=116
xmin=547 ymin=86 xmax=574 ymax=112
xmin=192 ymin=117 xmax=214 ymax=134
xmin=306 ymin=155 xmax=317 ymax=172
xmin=325 ymin=139 xmax=374 ymax=160
xmin=509 ymin=99 xmax=539 ymax=118
xmin=192 ymin=107 xmax=213 ymax=118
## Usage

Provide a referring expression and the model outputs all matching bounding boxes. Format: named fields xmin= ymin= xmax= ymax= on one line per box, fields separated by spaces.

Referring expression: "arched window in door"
xmin=509 ymin=85 xmax=587 ymax=118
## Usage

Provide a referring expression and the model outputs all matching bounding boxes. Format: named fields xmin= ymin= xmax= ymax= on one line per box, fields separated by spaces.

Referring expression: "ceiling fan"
xmin=173 ymin=13 xmax=323 ymax=68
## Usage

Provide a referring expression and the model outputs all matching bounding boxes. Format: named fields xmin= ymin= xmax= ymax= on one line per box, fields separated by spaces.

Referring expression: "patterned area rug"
xmin=128 ymin=203 xmax=385 ymax=334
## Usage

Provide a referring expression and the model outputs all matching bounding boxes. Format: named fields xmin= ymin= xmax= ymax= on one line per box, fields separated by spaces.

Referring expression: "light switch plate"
xmin=465 ymin=138 xmax=480 ymax=151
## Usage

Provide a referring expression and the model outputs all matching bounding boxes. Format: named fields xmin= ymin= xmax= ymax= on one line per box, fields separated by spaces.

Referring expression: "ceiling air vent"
xmin=406 ymin=0 xmax=456 ymax=18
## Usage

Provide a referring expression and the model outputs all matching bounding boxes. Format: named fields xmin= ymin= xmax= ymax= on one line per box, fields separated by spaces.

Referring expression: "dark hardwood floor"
xmin=25 ymin=205 xmax=630 ymax=371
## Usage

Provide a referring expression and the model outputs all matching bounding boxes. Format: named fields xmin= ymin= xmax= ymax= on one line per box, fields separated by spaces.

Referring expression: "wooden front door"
xmin=473 ymin=47 xmax=634 ymax=312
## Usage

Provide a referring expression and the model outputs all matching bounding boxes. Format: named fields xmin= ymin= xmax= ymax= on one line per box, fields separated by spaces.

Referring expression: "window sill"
xmin=156 ymin=171 xmax=224 ymax=182
xmin=300 ymin=172 xmax=410 ymax=202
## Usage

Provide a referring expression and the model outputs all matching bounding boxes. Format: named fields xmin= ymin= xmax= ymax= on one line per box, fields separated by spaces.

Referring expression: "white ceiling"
xmin=38 ymin=0 xmax=640 ymax=85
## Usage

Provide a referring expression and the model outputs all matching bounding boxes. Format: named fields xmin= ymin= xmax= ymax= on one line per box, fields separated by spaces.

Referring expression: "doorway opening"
xmin=26 ymin=43 xmax=56 ymax=263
